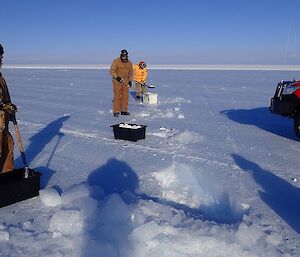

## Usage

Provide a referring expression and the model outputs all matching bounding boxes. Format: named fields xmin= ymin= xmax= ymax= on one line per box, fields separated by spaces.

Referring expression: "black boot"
xmin=113 ymin=112 xmax=119 ymax=117
xmin=121 ymin=111 xmax=130 ymax=115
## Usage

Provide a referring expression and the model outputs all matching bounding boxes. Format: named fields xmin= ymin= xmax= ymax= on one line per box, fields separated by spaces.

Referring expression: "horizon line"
xmin=3 ymin=64 xmax=300 ymax=71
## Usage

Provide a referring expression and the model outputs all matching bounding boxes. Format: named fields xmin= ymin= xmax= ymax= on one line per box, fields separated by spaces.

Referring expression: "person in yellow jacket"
xmin=0 ymin=43 xmax=17 ymax=172
xmin=109 ymin=49 xmax=133 ymax=117
xmin=133 ymin=61 xmax=147 ymax=100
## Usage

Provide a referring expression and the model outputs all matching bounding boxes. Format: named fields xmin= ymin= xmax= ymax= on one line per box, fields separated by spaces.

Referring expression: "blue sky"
xmin=1 ymin=0 xmax=299 ymax=65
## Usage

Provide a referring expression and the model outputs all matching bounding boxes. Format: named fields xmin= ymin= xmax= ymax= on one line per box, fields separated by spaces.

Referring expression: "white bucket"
xmin=143 ymin=92 xmax=158 ymax=104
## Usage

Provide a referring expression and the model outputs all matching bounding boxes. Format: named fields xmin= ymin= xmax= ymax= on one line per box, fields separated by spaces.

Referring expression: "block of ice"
xmin=99 ymin=193 xmax=131 ymax=225
xmin=235 ymin=223 xmax=264 ymax=247
xmin=39 ymin=187 xmax=62 ymax=207
xmin=61 ymin=183 xmax=91 ymax=206
xmin=76 ymin=197 xmax=98 ymax=218
xmin=119 ymin=123 xmax=142 ymax=129
xmin=0 ymin=231 xmax=9 ymax=242
xmin=174 ymin=131 xmax=199 ymax=144
xmin=128 ymin=220 xmax=161 ymax=242
xmin=153 ymin=163 xmax=214 ymax=208
xmin=49 ymin=210 xmax=83 ymax=236
xmin=266 ymin=232 xmax=283 ymax=246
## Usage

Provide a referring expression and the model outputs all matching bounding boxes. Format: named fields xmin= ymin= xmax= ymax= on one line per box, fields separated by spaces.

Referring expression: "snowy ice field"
xmin=0 ymin=67 xmax=300 ymax=256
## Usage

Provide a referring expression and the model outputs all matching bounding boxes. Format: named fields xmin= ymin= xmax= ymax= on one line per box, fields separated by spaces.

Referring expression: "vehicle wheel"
xmin=293 ymin=114 xmax=300 ymax=138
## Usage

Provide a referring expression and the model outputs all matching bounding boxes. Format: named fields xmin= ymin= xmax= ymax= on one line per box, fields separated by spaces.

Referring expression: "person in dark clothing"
xmin=0 ymin=43 xmax=17 ymax=172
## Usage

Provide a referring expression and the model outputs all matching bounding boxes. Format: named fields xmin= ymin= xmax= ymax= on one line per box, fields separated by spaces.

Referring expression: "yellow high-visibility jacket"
xmin=133 ymin=64 xmax=147 ymax=83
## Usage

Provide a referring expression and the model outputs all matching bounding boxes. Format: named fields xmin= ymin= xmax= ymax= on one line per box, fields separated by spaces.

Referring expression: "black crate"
xmin=0 ymin=168 xmax=41 ymax=208
xmin=111 ymin=123 xmax=147 ymax=142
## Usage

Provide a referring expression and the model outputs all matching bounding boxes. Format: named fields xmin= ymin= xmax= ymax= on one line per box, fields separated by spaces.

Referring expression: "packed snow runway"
xmin=0 ymin=68 xmax=299 ymax=257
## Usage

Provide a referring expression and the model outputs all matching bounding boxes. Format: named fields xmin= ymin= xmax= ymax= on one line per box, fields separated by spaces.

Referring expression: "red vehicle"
xmin=269 ymin=80 xmax=300 ymax=138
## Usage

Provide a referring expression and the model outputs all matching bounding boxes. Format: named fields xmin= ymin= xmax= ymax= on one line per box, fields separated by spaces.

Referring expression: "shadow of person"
xmin=87 ymin=158 xmax=139 ymax=198
xmin=14 ymin=115 xmax=70 ymax=188
xmin=221 ymin=107 xmax=297 ymax=140
xmin=232 ymin=153 xmax=300 ymax=234
xmin=88 ymin=158 xmax=244 ymax=224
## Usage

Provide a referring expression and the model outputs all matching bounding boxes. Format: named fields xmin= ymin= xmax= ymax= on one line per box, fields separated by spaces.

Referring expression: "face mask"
xmin=121 ymin=55 xmax=128 ymax=62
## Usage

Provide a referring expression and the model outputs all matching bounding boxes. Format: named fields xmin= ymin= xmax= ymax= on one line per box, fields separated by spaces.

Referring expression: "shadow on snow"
xmin=232 ymin=153 xmax=300 ymax=234
xmin=15 ymin=115 xmax=70 ymax=188
xmin=87 ymin=158 xmax=244 ymax=224
xmin=221 ymin=107 xmax=298 ymax=141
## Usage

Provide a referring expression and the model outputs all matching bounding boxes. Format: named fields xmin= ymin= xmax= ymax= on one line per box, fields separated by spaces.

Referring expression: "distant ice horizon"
xmin=3 ymin=64 xmax=300 ymax=71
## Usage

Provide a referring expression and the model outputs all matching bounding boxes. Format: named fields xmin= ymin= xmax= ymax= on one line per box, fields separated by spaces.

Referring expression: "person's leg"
xmin=135 ymin=82 xmax=141 ymax=98
xmin=141 ymin=83 xmax=147 ymax=94
xmin=113 ymin=81 xmax=121 ymax=113
xmin=121 ymin=85 xmax=129 ymax=112
xmin=2 ymin=132 xmax=14 ymax=172
xmin=0 ymin=111 xmax=5 ymax=172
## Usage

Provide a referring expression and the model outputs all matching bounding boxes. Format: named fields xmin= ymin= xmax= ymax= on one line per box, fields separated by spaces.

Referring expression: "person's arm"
xmin=109 ymin=59 xmax=118 ymax=78
xmin=142 ymin=69 xmax=148 ymax=83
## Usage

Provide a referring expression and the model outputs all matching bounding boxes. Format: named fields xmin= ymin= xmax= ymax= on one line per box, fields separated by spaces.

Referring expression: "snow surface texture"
xmin=0 ymin=68 xmax=299 ymax=256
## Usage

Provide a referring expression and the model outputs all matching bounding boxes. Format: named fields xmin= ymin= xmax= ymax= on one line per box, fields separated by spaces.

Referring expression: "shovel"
xmin=11 ymin=113 xmax=30 ymax=178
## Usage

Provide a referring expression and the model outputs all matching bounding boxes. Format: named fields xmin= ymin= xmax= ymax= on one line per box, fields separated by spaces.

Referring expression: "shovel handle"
xmin=11 ymin=113 xmax=28 ymax=168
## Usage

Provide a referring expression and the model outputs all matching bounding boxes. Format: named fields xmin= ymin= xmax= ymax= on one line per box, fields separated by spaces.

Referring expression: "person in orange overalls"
xmin=133 ymin=61 xmax=148 ymax=100
xmin=0 ymin=43 xmax=17 ymax=172
xmin=109 ymin=49 xmax=133 ymax=117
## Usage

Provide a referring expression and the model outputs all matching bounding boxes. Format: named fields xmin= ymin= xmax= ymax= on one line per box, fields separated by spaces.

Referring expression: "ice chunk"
xmin=39 ymin=187 xmax=62 ymax=207
xmin=99 ymin=193 xmax=131 ymax=225
xmin=61 ymin=183 xmax=91 ymax=206
xmin=130 ymin=209 xmax=146 ymax=227
xmin=0 ymin=231 xmax=9 ymax=242
xmin=128 ymin=221 xmax=161 ymax=242
xmin=22 ymin=220 xmax=32 ymax=230
xmin=75 ymin=197 xmax=98 ymax=218
xmin=236 ymin=223 xmax=264 ymax=247
xmin=174 ymin=130 xmax=199 ymax=144
xmin=119 ymin=123 xmax=142 ymax=129
xmin=164 ymin=111 xmax=174 ymax=118
xmin=153 ymin=163 xmax=214 ymax=208
xmin=49 ymin=210 xmax=83 ymax=236
xmin=266 ymin=232 xmax=283 ymax=246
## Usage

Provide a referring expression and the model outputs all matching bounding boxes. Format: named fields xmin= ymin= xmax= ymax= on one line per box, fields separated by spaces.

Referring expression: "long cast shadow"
xmin=83 ymin=158 xmax=245 ymax=256
xmin=221 ymin=107 xmax=297 ymax=140
xmin=87 ymin=158 xmax=244 ymax=224
xmin=232 ymin=154 xmax=300 ymax=234
xmin=15 ymin=115 xmax=70 ymax=188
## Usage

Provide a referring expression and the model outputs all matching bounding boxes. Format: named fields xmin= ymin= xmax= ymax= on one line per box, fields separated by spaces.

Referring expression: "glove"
xmin=128 ymin=81 xmax=132 ymax=87
xmin=2 ymin=103 xmax=17 ymax=114
xmin=115 ymin=77 xmax=124 ymax=83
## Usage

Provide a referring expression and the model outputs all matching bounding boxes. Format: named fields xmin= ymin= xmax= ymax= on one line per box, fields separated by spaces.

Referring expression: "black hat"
xmin=0 ymin=44 xmax=3 ymax=55
xmin=121 ymin=49 xmax=128 ymax=56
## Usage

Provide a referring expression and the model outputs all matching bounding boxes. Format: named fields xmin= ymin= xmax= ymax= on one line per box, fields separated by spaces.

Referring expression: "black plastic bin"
xmin=111 ymin=123 xmax=147 ymax=142
xmin=0 ymin=168 xmax=41 ymax=208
